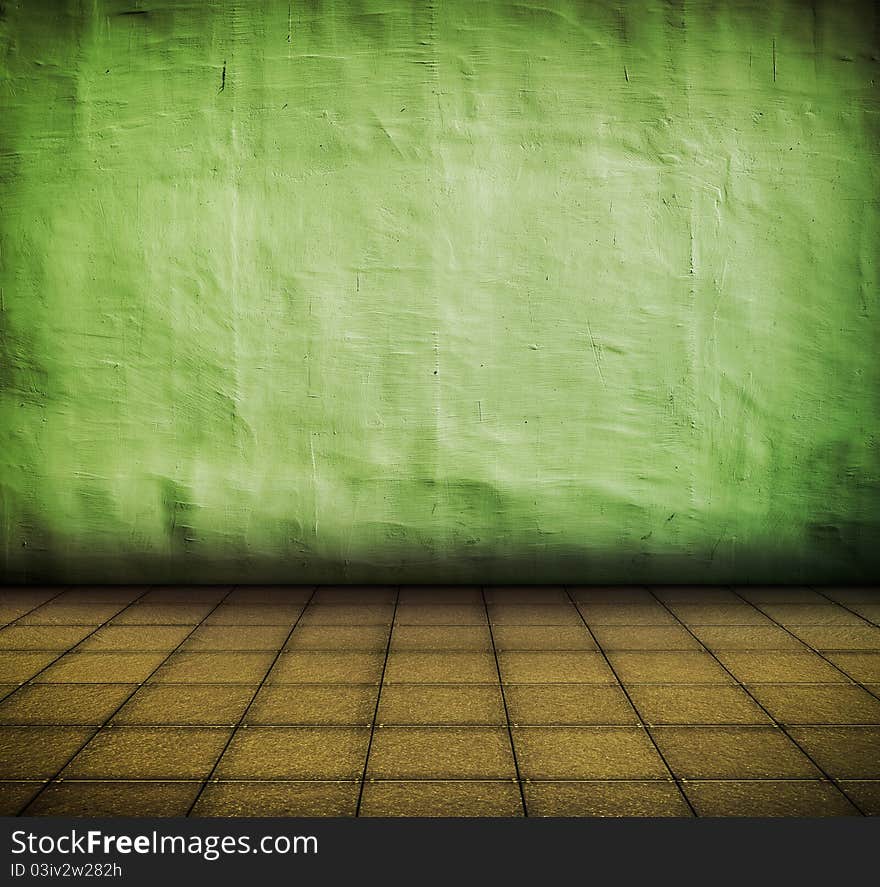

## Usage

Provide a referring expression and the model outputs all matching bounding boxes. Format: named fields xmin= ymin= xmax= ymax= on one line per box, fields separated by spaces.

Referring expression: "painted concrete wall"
xmin=1 ymin=0 xmax=878 ymax=583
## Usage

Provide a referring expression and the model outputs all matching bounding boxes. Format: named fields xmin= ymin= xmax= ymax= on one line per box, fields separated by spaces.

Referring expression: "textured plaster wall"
xmin=1 ymin=0 xmax=878 ymax=583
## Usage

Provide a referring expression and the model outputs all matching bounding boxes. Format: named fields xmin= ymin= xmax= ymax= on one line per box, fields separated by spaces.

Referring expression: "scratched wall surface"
xmin=1 ymin=0 xmax=878 ymax=584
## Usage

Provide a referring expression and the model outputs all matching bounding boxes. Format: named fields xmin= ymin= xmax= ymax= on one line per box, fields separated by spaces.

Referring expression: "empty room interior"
xmin=0 ymin=0 xmax=878 ymax=817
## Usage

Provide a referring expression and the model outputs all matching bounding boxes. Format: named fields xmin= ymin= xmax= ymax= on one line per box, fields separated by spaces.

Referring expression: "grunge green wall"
xmin=1 ymin=0 xmax=878 ymax=584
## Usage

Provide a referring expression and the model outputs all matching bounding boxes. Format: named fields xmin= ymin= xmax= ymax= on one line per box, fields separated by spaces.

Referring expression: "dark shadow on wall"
xmin=2 ymin=539 xmax=877 ymax=585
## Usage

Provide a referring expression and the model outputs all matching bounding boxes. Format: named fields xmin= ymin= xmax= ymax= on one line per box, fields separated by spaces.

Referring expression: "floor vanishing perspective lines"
xmin=0 ymin=585 xmax=878 ymax=817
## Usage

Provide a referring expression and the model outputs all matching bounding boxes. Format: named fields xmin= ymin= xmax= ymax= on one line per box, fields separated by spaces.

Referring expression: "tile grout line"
xmin=11 ymin=585 xmax=167 ymax=813
xmin=18 ymin=586 xmax=237 ymax=815
xmin=2 ymin=586 xmax=155 ymax=725
xmin=0 ymin=588 xmax=78 ymax=705
xmin=354 ymin=587 xmax=400 ymax=817
xmin=17 ymin=676 xmax=876 ymax=686
xmin=3 ymin=618 xmax=868 ymax=628
xmin=647 ymin=586 xmax=867 ymax=816
xmin=0 ymin=586 xmax=73 ymax=628
xmin=481 ymin=587 xmax=529 ymax=817
xmin=184 ymin=586 xmax=321 ymax=816
xmin=7 ymin=775 xmax=872 ymax=784
xmin=725 ymin=588 xmax=880 ymax=703
xmin=4 ymin=586 xmax=877 ymax=815
xmin=564 ymin=586 xmax=698 ymax=817
xmin=729 ymin=586 xmax=880 ymax=814
xmin=809 ymin=586 xmax=879 ymax=628
xmin=3 ymin=721 xmax=875 ymax=729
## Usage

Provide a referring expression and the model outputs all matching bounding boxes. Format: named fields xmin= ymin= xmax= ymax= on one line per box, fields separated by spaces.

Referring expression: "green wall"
xmin=1 ymin=0 xmax=878 ymax=584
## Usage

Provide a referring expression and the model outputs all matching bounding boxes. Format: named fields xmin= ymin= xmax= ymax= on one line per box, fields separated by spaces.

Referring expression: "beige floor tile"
xmin=113 ymin=685 xmax=255 ymax=725
xmin=35 ymin=652 xmax=167 ymax=684
xmin=654 ymin=588 xmax=742 ymax=604
xmin=787 ymin=625 xmax=880 ymax=651
xmin=820 ymin=587 xmax=879 ymax=604
xmin=26 ymin=781 xmax=202 ymax=816
xmin=384 ymin=652 xmax=497 ymax=683
xmin=78 ymin=625 xmax=193 ymax=652
xmin=839 ymin=780 xmax=880 ymax=815
xmin=666 ymin=603 xmax=771 ymax=626
xmin=715 ymin=651 xmax=848 ymax=684
xmin=491 ymin=625 xmax=596 ymax=651
xmin=848 ymin=603 xmax=880 ymax=624
xmin=223 ymin=587 xmax=314 ymax=604
xmin=366 ymin=727 xmax=515 ymax=779
xmin=1 ymin=587 xmax=63 ymax=602
xmin=140 ymin=587 xmax=229 ymax=604
xmin=150 ymin=652 xmax=275 ymax=683
xmin=205 ymin=604 xmax=304 ymax=626
xmin=181 ymin=625 xmax=291 ymax=651
xmin=247 ymin=685 xmax=378 ymax=725
xmin=683 ymin=780 xmax=858 ymax=816
xmin=786 ymin=727 xmax=880 ymax=778
xmin=499 ymin=652 xmax=614 ymax=684
xmin=651 ymin=727 xmax=820 ymax=779
xmin=0 ymin=626 xmax=94 ymax=650
xmin=0 ymin=652 xmax=59 ymax=682
xmin=484 ymin=588 xmax=570 ymax=604
xmin=525 ymin=781 xmax=690 ymax=816
xmin=268 ymin=652 xmax=385 ymax=683
xmin=0 ymin=781 xmax=44 ymax=814
xmin=487 ymin=604 xmax=582 ymax=626
xmin=57 ymin=587 xmax=145 ymax=603
xmin=377 ymin=685 xmax=505 ymax=725
xmin=312 ymin=588 xmax=396 ymax=604
xmin=608 ymin=651 xmax=733 ymax=684
xmin=822 ymin=652 xmax=880 ymax=683
xmin=390 ymin=625 xmax=491 ymax=651
xmin=394 ymin=604 xmax=486 ymax=625
xmin=62 ymin=727 xmax=231 ymax=779
xmin=193 ymin=781 xmax=359 ymax=816
xmin=505 ymin=684 xmax=637 ymax=726
xmin=0 ymin=683 xmax=135 ymax=725
xmin=736 ymin=588 xmax=826 ymax=604
xmin=0 ymin=607 xmax=39 ymax=626
xmin=286 ymin=625 xmax=391 ymax=651
xmin=299 ymin=605 xmax=394 ymax=626
xmin=627 ymin=685 xmax=770 ymax=725
xmin=360 ymin=780 xmax=523 ymax=816
xmin=513 ymin=727 xmax=667 ymax=779
xmin=577 ymin=604 xmax=678 ymax=626
xmin=216 ymin=727 xmax=369 ymax=779
xmin=570 ymin=588 xmax=656 ymax=603
xmin=0 ymin=599 xmax=54 ymax=624
xmin=591 ymin=625 xmax=701 ymax=651
xmin=112 ymin=604 xmax=214 ymax=625
xmin=748 ymin=684 xmax=880 ymax=725
xmin=755 ymin=604 xmax=866 ymax=626
xmin=397 ymin=587 xmax=483 ymax=604
xmin=0 ymin=727 xmax=93 ymax=778
xmin=18 ymin=603 xmax=127 ymax=625
xmin=690 ymin=625 xmax=807 ymax=651
xmin=1 ymin=588 xmax=55 ymax=599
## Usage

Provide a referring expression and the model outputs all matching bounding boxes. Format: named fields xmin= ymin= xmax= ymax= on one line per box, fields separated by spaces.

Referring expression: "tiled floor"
xmin=0 ymin=585 xmax=878 ymax=817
